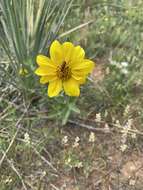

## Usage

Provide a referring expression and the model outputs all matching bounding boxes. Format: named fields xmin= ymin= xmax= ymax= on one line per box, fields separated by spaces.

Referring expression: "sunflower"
xmin=35 ymin=40 xmax=94 ymax=97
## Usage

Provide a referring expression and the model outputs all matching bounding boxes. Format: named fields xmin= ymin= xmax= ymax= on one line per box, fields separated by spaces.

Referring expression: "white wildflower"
xmin=105 ymin=67 xmax=110 ymax=75
xmin=124 ymin=105 xmax=130 ymax=116
xmin=62 ymin=136 xmax=68 ymax=145
xmin=120 ymin=62 xmax=128 ymax=67
xmin=120 ymin=144 xmax=128 ymax=152
xmin=72 ymin=136 xmax=80 ymax=148
xmin=104 ymin=17 xmax=109 ymax=22
xmin=89 ymin=132 xmax=95 ymax=143
xmin=110 ymin=59 xmax=129 ymax=74
xmin=121 ymin=68 xmax=128 ymax=74
xmin=76 ymin=162 xmax=83 ymax=168
xmin=120 ymin=119 xmax=134 ymax=151
xmin=95 ymin=113 xmax=101 ymax=122
xmin=129 ymin=179 xmax=136 ymax=186
xmin=110 ymin=59 xmax=117 ymax=66
xmin=131 ymin=133 xmax=137 ymax=139
xmin=115 ymin=120 xmax=121 ymax=127
xmin=5 ymin=177 xmax=12 ymax=184
xmin=75 ymin=136 xmax=80 ymax=142
xmin=67 ymin=157 xmax=71 ymax=164
xmin=40 ymin=171 xmax=46 ymax=180
xmin=24 ymin=132 xmax=30 ymax=145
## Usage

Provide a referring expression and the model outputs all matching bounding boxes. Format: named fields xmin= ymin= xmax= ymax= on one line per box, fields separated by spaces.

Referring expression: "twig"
xmin=0 ymin=109 xmax=27 ymax=167
xmin=68 ymin=120 xmax=111 ymax=133
xmin=2 ymin=151 xmax=27 ymax=190
xmin=33 ymin=147 xmax=58 ymax=173
xmin=0 ymin=127 xmax=20 ymax=167
xmin=50 ymin=184 xmax=60 ymax=190
xmin=68 ymin=120 xmax=143 ymax=136
xmin=111 ymin=123 xmax=143 ymax=135
xmin=59 ymin=20 xmax=94 ymax=38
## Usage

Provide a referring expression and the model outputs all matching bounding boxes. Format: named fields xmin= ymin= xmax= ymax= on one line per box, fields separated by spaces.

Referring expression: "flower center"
xmin=57 ymin=61 xmax=71 ymax=80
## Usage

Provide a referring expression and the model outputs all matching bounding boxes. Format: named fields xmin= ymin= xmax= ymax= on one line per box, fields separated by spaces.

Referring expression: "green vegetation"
xmin=0 ymin=0 xmax=143 ymax=189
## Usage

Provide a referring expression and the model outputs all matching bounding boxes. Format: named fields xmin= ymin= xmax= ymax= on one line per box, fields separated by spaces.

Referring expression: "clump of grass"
xmin=0 ymin=0 xmax=73 ymax=92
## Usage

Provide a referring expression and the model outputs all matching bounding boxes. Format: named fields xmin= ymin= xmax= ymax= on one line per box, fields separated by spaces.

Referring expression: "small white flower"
xmin=110 ymin=60 xmax=117 ymax=66
xmin=120 ymin=62 xmax=128 ymax=67
xmin=124 ymin=105 xmax=130 ymax=116
xmin=62 ymin=136 xmax=68 ymax=145
xmin=115 ymin=120 xmax=121 ymax=127
xmin=67 ymin=157 xmax=71 ymax=163
xmin=5 ymin=177 xmax=12 ymax=184
xmin=129 ymin=179 xmax=136 ymax=186
xmin=95 ymin=113 xmax=101 ymax=122
xmin=72 ymin=136 xmax=80 ymax=148
xmin=89 ymin=132 xmax=95 ymax=143
xmin=76 ymin=162 xmax=83 ymax=168
xmin=24 ymin=132 xmax=30 ymax=145
xmin=121 ymin=68 xmax=128 ymax=74
xmin=131 ymin=133 xmax=136 ymax=139
xmin=105 ymin=67 xmax=110 ymax=75
xmin=40 ymin=171 xmax=46 ymax=179
xmin=104 ymin=17 xmax=109 ymax=22
xmin=120 ymin=144 xmax=128 ymax=152
xmin=75 ymin=136 xmax=80 ymax=143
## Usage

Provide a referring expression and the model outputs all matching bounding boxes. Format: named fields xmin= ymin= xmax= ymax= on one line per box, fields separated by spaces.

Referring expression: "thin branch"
xmin=0 ymin=127 xmax=20 ymax=167
xmin=68 ymin=120 xmax=111 ymax=133
xmin=33 ymin=147 xmax=58 ymax=173
xmin=68 ymin=119 xmax=143 ymax=136
xmin=0 ymin=109 xmax=28 ymax=167
xmin=50 ymin=184 xmax=60 ymax=190
xmin=59 ymin=20 xmax=94 ymax=38
xmin=2 ymin=151 xmax=27 ymax=190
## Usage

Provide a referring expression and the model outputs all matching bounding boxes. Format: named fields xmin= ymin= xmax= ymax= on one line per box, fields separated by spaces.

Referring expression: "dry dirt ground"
xmin=50 ymin=125 xmax=143 ymax=190
xmin=49 ymin=64 xmax=143 ymax=190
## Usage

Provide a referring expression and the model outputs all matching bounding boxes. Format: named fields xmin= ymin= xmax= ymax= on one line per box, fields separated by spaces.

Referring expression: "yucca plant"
xmin=0 ymin=0 xmax=73 ymax=92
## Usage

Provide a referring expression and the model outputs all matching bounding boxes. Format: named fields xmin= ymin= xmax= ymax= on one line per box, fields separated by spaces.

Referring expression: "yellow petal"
xmin=71 ymin=70 xmax=87 ymax=77
xmin=36 ymin=55 xmax=55 ymax=68
xmin=48 ymin=79 xmax=62 ymax=97
xmin=63 ymin=78 xmax=80 ymax=96
xmin=71 ymin=45 xmax=85 ymax=63
xmin=77 ymin=77 xmax=86 ymax=84
xmin=35 ymin=66 xmax=56 ymax=76
xmin=40 ymin=76 xmax=57 ymax=84
xmin=72 ymin=59 xmax=94 ymax=73
xmin=62 ymin=42 xmax=74 ymax=63
xmin=72 ymin=74 xmax=82 ymax=81
xmin=72 ymin=73 xmax=86 ymax=84
xmin=50 ymin=40 xmax=64 ymax=65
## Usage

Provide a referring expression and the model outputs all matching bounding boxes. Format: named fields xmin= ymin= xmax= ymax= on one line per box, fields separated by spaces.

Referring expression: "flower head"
xmin=35 ymin=40 xmax=94 ymax=97
xmin=89 ymin=132 xmax=95 ymax=142
xmin=62 ymin=135 xmax=68 ymax=145
xmin=19 ymin=68 xmax=28 ymax=76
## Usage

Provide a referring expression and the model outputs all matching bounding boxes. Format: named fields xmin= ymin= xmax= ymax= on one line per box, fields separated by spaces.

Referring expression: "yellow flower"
xmin=35 ymin=40 xmax=94 ymax=97
xmin=19 ymin=68 xmax=28 ymax=76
